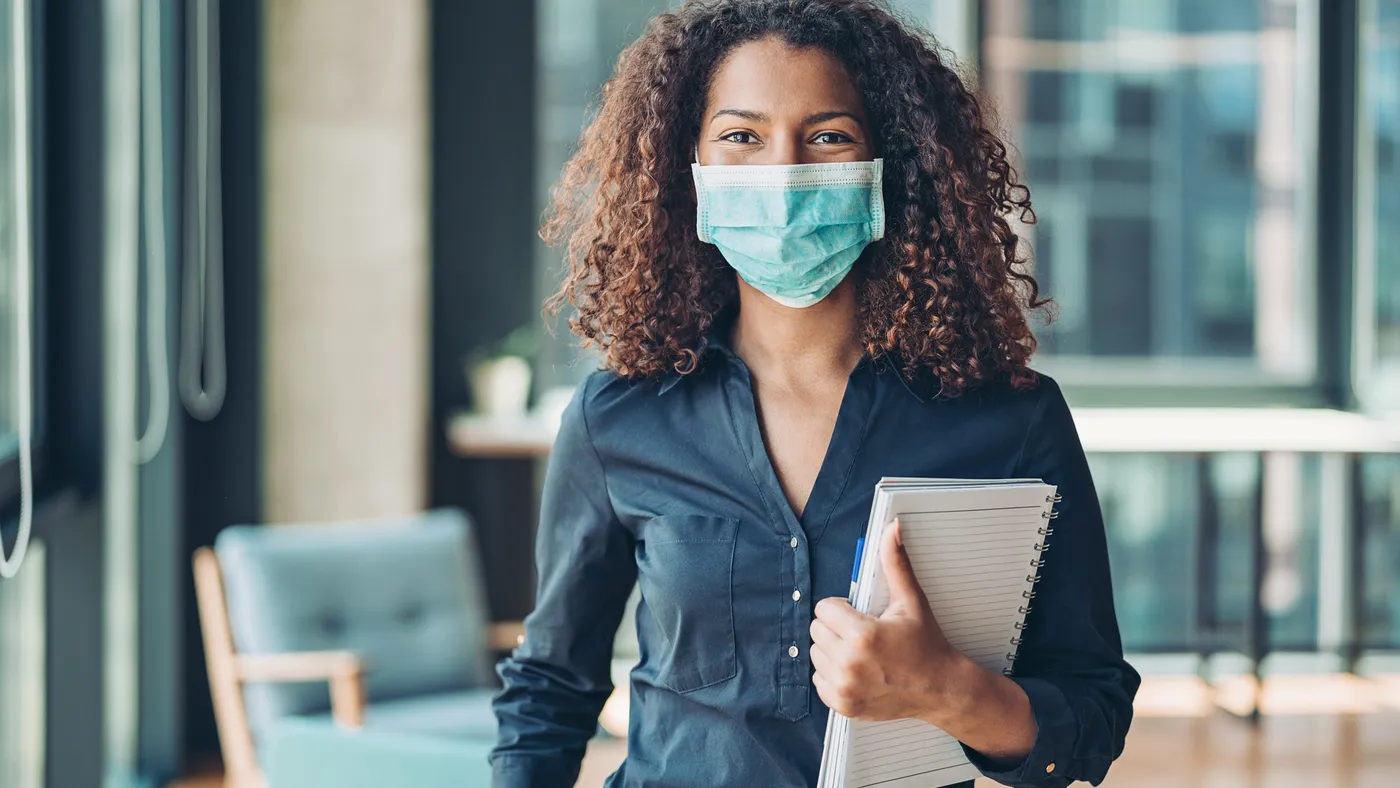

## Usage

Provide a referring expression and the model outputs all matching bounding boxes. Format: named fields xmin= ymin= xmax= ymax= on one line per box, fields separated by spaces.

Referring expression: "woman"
xmin=492 ymin=1 xmax=1138 ymax=786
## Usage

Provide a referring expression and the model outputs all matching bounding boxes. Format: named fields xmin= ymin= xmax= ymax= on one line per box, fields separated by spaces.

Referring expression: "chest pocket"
xmin=635 ymin=515 xmax=739 ymax=694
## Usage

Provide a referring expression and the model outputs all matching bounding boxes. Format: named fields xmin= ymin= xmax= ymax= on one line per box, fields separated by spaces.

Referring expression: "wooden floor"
xmin=576 ymin=712 xmax=1400 ymax=788
xmin=173 ymin=676 xmax=1400 ymax=788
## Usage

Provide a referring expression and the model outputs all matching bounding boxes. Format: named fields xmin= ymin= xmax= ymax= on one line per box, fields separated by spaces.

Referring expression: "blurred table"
xmin=448 ymin=413 xmax=559 ymax=459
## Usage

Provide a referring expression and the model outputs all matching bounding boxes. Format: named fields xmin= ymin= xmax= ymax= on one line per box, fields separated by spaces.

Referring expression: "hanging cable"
xmin=135 ymin=0 xmax=171 ymax=463
xmin=179 ymin=0 xmax=226 ymax=421
xmin=2 ymin=0 xmax=34 ymax=579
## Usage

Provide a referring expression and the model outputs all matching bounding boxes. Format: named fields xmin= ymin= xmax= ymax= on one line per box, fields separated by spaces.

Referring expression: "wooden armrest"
xmin=235 ymin=650 xmax=365 ymax=728
xmin=489 ymin=621 xmax=525 ymax=651
xmin=235 ymin=650 xmax=363 ymax=682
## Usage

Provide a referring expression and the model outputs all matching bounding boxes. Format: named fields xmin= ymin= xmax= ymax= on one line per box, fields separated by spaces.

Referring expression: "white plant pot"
xmin=469 ymin=356 xmax=533 ymax=417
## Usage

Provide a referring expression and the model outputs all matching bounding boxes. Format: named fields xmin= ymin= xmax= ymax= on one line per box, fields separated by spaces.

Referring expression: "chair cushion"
xmin=265 ymin=716 xmax=494 ymax=788
xmin=304 ymin=688 xmax=500 ymax=739
xmin=214 ymin=509 xmax=492 ymax=746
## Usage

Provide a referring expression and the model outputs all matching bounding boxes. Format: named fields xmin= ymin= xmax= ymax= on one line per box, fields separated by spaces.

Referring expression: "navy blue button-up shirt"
xmin=491 ymin=336 xmax=1138 ymax=787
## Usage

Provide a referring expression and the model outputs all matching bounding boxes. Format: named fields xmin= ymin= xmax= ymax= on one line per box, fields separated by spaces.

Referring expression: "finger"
xmin=813 ymin=596 xmax=870 ymax=637
xmin=813 ymin=670 xmax=856 ymax=718
xmin=810 ymin=642 xmax=837 ymax=677
xmin=811 ymin=668 xmax=849 ymax=713
xmin=812 ymin=669 xmax=834 ymax=706
xmin=809 ymin=618 xmax=845 ymax=652
xmin=879 ymin=519 xmax=927 ymax=618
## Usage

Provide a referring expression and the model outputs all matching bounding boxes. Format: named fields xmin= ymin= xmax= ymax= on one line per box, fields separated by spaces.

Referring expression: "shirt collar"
xmin=874 ymin=353 xmax=930 ymax=403
xmin=657 ymin=313 xmax=738 ymax=396
xmin=657 ymin=370 xmax=689 ymax=395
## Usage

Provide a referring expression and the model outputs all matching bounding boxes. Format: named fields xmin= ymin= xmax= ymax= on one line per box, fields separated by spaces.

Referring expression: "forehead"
xmin=705 ymin=37 xmax=864 ymax=115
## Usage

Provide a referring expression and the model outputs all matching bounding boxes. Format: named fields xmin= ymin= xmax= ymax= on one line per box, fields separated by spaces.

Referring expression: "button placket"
xmin=777 ymin=527 xmax=813 ymax=721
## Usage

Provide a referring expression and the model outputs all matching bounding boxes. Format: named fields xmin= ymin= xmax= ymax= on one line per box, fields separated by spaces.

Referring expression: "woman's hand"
xmin=810 ymin=519 xmax=972 ymax=723
xmin=811 ymin=519 xmax=1039 ymax=763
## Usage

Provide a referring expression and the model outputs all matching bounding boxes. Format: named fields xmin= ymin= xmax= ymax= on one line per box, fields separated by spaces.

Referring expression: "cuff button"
xmin=1045 ymin=763 xmax=1055 ymax=774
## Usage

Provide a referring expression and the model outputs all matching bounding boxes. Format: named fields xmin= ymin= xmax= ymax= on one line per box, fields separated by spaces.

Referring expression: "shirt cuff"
xmin=962 ymin=676 xmax=1078 ymax=786
xmin=490 ymin=752 xmax=582 ymax=788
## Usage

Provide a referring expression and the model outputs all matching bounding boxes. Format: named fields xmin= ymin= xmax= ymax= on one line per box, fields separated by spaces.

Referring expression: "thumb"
xmin=879 ymin=519 xmax=927 ymax=619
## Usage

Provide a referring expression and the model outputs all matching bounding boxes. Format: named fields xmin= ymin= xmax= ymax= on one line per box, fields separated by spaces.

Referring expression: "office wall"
xmin=262 ymin=0 xmax=429 ymax=522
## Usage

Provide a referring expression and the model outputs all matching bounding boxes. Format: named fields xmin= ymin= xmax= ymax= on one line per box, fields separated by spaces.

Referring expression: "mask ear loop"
xmin=869 ymin=158 xmax=886 ymax=242
xmin=692 ymin=146 xmax=712 ymax=243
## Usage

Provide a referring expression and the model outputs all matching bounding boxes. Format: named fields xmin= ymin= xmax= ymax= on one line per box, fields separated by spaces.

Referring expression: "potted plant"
xmin=465 ymin=325 xmax=538 ymax=417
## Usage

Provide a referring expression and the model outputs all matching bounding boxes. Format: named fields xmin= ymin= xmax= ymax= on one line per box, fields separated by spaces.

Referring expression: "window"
xmin=534 ymin=0 xmax=674 ymax=390
xmin=1359 ymin=0 xmax=1400 ymax=409
xmin=981 ymin=0 xmax=1316 ymax=385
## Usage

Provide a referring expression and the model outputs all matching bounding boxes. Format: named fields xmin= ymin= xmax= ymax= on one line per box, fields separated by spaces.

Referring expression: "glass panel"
xmin=0 ymin=0 xmax=18 ymax=458
xmin=1366 ymin=1 xmax=1400 ymax=390
xmin=1361 ymin=455 xmax=1400 ymax=649
xmin=1092 ymin=451 xmax=1324 ymax=653
xmin=982 ymin=1 xmax=1313 ymax=379
xmin=1263 ymin=453 xmax=1321 ymax=650
xmin=1090 ymin=453 xmax=1198 ymax=650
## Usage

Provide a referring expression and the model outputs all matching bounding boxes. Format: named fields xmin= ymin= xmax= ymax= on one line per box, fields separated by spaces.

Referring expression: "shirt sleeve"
xmin=491 ymin=377 xmax=638 ymax=787
xmin=964 ymin=376 xmax=1141 ymax=787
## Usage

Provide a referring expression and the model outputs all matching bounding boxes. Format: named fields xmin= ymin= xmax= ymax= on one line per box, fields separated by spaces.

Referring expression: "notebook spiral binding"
xmin=1003 ymin=492 xmax=1059 ymax=676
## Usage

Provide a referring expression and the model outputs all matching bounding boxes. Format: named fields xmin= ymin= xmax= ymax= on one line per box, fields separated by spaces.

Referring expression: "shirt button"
xmin=788 ymin=645 xmax=799 ymax=658
xmin=792 ymin=589 xmax=802 ymax=602
xmin=1045 ymin=763 xmax=1055 ymax=774
xmin=790 ymin=536 xmax=799 ymax=548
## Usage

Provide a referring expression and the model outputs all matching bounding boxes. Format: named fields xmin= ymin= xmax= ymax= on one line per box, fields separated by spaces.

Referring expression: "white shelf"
xmin=448 ymin=406 xmax=1400 ymax=458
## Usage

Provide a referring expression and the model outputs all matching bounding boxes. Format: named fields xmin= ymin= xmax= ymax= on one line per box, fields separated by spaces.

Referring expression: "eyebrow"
xmin=708 ymin=109 xmax=865 ymax=126
xmin=802 ymin=111 xmax=863 ymax=126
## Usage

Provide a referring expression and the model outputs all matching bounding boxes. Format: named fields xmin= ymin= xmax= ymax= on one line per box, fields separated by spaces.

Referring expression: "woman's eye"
xmin=721 ymin=131 xmax=757 ymax=144
xmin=813 ymin=131 xmax=854 ymax=145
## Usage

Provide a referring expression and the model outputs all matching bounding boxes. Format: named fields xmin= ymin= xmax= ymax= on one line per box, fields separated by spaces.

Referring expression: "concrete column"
xmin=263 ymin=0 xmax=428 ymax=522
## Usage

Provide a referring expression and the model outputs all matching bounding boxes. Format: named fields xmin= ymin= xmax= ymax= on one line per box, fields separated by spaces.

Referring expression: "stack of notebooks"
xmin=817 ymin=478 xmax=1059 ymax=788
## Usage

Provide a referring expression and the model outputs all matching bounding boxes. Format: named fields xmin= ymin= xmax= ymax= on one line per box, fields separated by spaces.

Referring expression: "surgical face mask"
xmin=692 ymin=159 xmax=885 ymax=308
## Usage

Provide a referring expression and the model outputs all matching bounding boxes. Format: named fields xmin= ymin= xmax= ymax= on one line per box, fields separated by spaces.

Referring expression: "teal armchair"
xmin=193 ymin=509 xmax=520 ymax=787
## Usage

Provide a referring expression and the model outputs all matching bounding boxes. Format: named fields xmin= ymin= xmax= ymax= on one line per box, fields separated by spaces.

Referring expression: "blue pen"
xmin=848 ymin=537 xmax=865 ymax=601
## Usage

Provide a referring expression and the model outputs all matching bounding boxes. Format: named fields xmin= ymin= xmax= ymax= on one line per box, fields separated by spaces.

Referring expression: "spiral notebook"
xmin=816 ymin=478 xmax=1059 ymax=788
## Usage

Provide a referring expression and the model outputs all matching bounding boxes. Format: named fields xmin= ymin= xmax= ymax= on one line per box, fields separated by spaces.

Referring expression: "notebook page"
xmin=851 ymin=481 xmax=1043 ymax=610
xmin=840 ymin=483 xmax=1054 ymax=788
xmin=877 ymin=477 xmax=1042 ymax=486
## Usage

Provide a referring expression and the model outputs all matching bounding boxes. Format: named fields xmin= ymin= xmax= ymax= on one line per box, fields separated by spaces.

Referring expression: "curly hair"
xmin=544 ymin=0 xmax=1050 ymax=397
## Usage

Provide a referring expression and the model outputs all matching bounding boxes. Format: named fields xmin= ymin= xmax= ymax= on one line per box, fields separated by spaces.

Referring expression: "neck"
xmin=730 ymin=278 xmax=864 ymax=382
